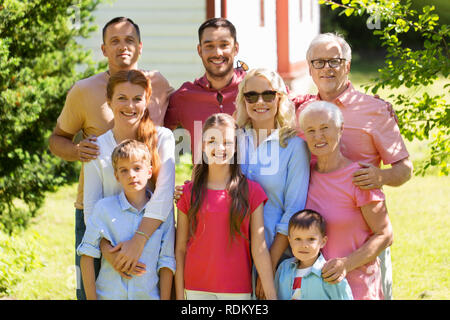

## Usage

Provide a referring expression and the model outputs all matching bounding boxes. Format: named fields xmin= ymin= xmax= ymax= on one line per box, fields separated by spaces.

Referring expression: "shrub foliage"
xmin=0 ymin=0 xmax=105 ymax=233
xmin=320 ymin=0 xmax=449 ymax=176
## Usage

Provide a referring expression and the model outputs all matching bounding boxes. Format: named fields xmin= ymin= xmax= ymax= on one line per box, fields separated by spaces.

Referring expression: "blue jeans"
xmin=75 ymin=209 xmax=101 ymax=300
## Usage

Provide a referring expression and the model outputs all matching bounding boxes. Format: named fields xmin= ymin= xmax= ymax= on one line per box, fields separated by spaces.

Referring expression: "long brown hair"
xmin=188 ymin=113 xmax=249 ymax=241
xmin=106 ymin=70 xmax=160 ymax=186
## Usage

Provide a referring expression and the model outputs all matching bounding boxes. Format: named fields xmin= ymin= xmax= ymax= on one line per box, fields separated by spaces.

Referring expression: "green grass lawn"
xmin=386 ymin=175 xmax=450 ymax=300
xmin=6 ymin=184 xmax=78 ymax=300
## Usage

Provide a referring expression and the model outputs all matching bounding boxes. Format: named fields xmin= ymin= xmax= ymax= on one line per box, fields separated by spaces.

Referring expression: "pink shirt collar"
xmin=317 ymin=81 xmax=356 ymax=109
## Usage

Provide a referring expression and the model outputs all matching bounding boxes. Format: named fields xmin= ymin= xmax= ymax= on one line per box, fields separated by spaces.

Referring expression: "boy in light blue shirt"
xmin=77 ymin=139 xmax=175 ymax=300
xmin=275 ymin=209 xmax=353 ymax=300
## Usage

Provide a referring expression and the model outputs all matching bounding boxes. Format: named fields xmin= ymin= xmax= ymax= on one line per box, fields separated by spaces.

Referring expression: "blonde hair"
xmin=235 ymin=68 xmax=297 ymax=148
xmin=111 ymin=139 xmax=152 ymax=173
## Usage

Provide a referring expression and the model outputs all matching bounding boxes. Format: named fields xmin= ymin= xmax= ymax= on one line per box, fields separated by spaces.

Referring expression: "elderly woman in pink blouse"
xmin=297 ymin=101 xmax=393 ymax=300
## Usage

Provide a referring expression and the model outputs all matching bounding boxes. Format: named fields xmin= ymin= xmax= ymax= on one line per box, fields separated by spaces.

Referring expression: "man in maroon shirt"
xmin=164 ymin=18 xmax=246 ymax=162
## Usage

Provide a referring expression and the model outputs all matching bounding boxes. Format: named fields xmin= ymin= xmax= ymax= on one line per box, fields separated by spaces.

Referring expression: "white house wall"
xmin=288 ymin=0 xmax=320 ymax=64
xmin=226 ymin=0 xmax=278 ymax=72
xmin=76 ymin=0 xmax=206 ymax=89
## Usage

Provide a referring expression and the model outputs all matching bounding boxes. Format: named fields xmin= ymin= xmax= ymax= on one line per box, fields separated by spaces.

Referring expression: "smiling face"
xmin=302 ymin=109 xmax=343 ymax=157
xmin=244 ymin=76 xmax=279 ymax=129
xmin=308 ymin=41 xmax=350 ymax=100
xmin=289 ymin=225 xmax=327 ymax=268
xmin=202 ymin=124 xmax=236 ymax=165
xmin=101 ymin=21 xmax=142 ymax=72
xmin=114 ymin=156 xmax=152 ymax=195
xmin=109 ymin=81 xmax=147 ymax=131
xmin=197 ymin=27 xmax=239 ymax=80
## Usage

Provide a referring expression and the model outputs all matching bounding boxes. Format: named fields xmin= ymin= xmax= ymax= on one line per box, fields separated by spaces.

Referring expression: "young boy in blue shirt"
xmin=275 ymin=209 xmax=353 ymax=300
xmin=77 ymin=139 xmax=175 ymax=300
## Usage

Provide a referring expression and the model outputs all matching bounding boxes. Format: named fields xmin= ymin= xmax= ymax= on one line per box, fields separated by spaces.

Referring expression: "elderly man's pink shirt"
xmin=295 ymin=82 xmax=409 ymax=167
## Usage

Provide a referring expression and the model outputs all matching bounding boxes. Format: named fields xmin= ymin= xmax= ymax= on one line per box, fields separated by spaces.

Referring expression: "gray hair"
xmin=306 ymin=33 xmax=352 ymax=62
xmin=298 ymin=101 xmax=344 ymax=131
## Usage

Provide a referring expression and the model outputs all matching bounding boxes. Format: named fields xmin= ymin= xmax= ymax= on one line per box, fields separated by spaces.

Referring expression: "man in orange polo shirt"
xmin=295 ymin=33 xmax=413 ymax=300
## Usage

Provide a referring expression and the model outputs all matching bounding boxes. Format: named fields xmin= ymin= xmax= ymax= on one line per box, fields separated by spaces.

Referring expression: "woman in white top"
xmin=83 ymin=70 xmax=175 ymax=279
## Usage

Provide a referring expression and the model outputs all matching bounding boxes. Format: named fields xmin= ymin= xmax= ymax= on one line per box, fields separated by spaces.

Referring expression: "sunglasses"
xmin=243 ymin=90 xmax=278 ymax=104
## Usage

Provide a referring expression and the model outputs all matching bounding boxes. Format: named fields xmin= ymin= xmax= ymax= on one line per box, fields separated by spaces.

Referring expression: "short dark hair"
xmin=102 ymin=17 xmax=141 ymax=43
xmin=289 ymin=209 xmax=326 ymax=237
xmin=198 ymin=17 xmax=237 ymax=44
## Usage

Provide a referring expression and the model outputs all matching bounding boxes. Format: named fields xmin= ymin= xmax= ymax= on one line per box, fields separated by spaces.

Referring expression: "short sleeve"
xmin=164 ymin=90 xmax=181 ymax=130
xmin=57 ymin=83 xmax=85 ymax=135
xmin=370 ymin=103 xmax=409 ymax=165
xmin=176 ymin=183 xmax=192 ymax=215
xmin=248 ymin=180 xmax=268 ymax=214
xmin=354 ymin=187 xmax=385 ymax=208
xmin=144 ymin=71 xmax=174 ymax=127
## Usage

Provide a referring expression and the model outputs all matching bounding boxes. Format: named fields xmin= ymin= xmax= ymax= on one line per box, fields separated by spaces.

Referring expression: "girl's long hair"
xmin=106 ymin=70 xmax=160 ymax=186
xmin=188 ymin=113 xmax=250 ymax=241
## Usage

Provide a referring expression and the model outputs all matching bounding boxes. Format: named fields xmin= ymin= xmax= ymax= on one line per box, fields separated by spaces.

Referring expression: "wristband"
xmin=135 ymin=230 xmax=150 ymax=241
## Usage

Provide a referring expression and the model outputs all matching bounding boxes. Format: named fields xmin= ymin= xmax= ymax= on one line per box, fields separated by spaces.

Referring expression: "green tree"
xmin=0 ymin=0 xmax=105 ymax=233
xmin=319 ymin=0 xmax=449 ymax=176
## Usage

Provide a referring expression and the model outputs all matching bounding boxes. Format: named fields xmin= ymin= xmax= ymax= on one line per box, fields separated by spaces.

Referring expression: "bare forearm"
xmin=80 ymin=255 xmax=97 ymax=300
xmin=49 ymin=133 xmax=79 ymax=161
xmin=138 ymin=217 xmax=162 ymax=239
xmin=159 ymin=267 xmax=174 ymax=300
xmin=252 ymin=242 xmax=277 ymax=300
xmin=269 ymin=233 xmax=290 ymax=272
xmin=174 ymin=250 xmax=186 ymax=300
xmin=382 ymin=158 xmax=413 ymax=187
xmin=344 ymin=229 xmax=393 ymax=273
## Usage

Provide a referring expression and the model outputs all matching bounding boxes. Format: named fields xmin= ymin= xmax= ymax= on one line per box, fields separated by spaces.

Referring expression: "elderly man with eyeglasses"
xmin=294 ymin=33 xmax=413 ymax=300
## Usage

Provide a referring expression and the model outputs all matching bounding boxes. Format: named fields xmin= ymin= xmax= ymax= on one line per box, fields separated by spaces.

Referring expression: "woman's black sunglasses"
xmin=243 ymin=90 xmax=278 ymax=104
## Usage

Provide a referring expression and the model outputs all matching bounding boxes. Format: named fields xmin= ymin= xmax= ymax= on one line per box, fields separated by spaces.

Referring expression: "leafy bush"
xmin=320 ymin=0 xmax=449 ymax=176
xmin=0 ymin=230 xmax=44 ymax=296
xmin=0 ymin=0 xmax=105 ymax=233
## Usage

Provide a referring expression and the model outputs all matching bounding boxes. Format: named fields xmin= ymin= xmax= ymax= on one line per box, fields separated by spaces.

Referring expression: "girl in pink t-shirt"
xmin=175 ymin=113 xmax=277 ymax=300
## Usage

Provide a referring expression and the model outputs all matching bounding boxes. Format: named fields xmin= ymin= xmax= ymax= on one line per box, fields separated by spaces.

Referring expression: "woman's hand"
xmin=110 ymin=236 xmax=147 ymax=274
xmin=173 ymin=180 xmax=190 ymax=202
xmin=100 ymin=238 xmax=146 ymax=279
xmin=322 ymin=257 xmax=348 ymax=284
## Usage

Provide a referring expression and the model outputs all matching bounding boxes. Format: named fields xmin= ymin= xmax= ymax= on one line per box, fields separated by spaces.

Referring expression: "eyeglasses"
xmin=243 ymin=90 xmax=277 ymax=104
xmin=310 ymin=58 xmax=346 ymax=69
